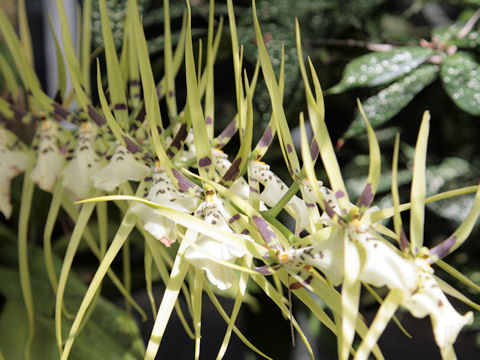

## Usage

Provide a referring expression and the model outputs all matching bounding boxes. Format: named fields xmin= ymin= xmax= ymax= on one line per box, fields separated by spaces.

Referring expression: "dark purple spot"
xmin=198 ymin=156 xmax=212 ymax=167
xmin=216 ymin=120 xmax=237 ymax=148
xmin=287 ymin=144 xmax=293 ymax=153
xmin=206 ymin=116 xmax=213 ymax=125
xmin=169 ymin=90 xmax=175 ymax=98
xmin=172 ymin=168 xmax=201 ymax=194
xmin=229 ymin=214 xmax=241 ymax=224
xmin=356 ymin=183 xmax=373 ymax=208
xmin=309 ymin=139 xmax=319 ymax=161
xmin=123 ymin=136 xmax=143 ymax=154
xmin=400 ymin=228 xmax=409 ymax=252
xmin=252 ymin=216 xmax=281 ymax=250
xmin=335 ymin=190 xmax=345 ymax=199
xmin=303 ymin=275 xmax=313 ymax=285
xmin=254 ymin=265 xmax=273 ymax=275
xmin=88 ymin=105 xmax=106 ymax=126
xmin=323 ymin=200 xmax=337 ymax=220
xmin=222 ymin=158 xmax=242 ymax=182
xmin=241 ymin=229 xmax=250 ymax=235
xmin=135 ymin=104 xmax=146 ymax=121
xmin=257 ymin=126 xmax=273 ymax=147
xmin=142 ymin=153 xmax=153 ymax=161
xmin=52 ymin=103 xmax=69 ymax=120
xmin=114 ymin=103 xmax=127 ymax=110
xmin=430 ymin=235 xmax=457 ymax=261
xmin=129 ymin=79 xmax=140 ymax=86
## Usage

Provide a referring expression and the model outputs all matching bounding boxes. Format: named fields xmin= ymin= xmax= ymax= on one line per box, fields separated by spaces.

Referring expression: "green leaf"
xmin=441 ymin=52 xmax=480 ymax=115
xmin=0 ymin=244 xmax=144 ymax=360
xmin=327 ymin=47 xmax=434 ymax=94
xmin=433 ymin=23 xmax=480 ymax=49
xmin=343 ymin=65 xmax=439 ymax=139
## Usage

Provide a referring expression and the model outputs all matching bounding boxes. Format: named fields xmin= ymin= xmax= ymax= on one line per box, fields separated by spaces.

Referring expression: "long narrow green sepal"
xmin=185 ymin=0 xmax=215 ymax=184
xmin=354 ymin=289 xmax=404 ymax=360
xmin=18 ymin=156 xmax=35 ymax=360
xmin=340 ymin=236 xmax=362 ymax=360
xmin=430 ymin=183 xmax=480 ymax=260
xmin=144 ymin=230 xmax=193 ymax=359
xmin=55 ymin=200 xmax=96 ymax=355
xmin=60 ymin=210 xmax=138 ymax=360
xmin=99 ymin=0 xmax=129 ymax=129
xmin=410 ymin=111 xmax=430 ymax=254
xmin=357 ymin=100 xmax=381 ymax=212
xmin=251 ymin=0 xmax=301 ymax=177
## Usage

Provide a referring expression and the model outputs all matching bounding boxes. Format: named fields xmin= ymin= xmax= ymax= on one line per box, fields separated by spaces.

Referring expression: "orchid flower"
xmin=184 ymin=192 xmax=251 ymax=290
xmin=30 ymin=119 xmax=65 ymax=192
xmin=249 ymin=160 xmax=312 ymax=235
xmin=0 ymin=129 xmax=30 ymax=218
xmin=270 ymin=195 xmax=473 ymax=360
xmin=90 ymin=144 xmax=149 ymax=192
xmin=131 ymin=162 xmax=199 ymax=246
xmin=62 ymin=122 xmax=101 ymax=199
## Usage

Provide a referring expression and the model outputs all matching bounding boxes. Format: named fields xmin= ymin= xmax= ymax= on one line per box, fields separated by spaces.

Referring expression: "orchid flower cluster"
xmin=1 ymin=1 xmax=480 ymax=360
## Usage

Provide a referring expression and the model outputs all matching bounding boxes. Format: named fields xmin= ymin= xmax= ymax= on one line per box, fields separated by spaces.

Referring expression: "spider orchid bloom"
xmin=212 ymin=148 xmax=249 ymax=199
xmin=90 ymin=144 xmax=149 ymax=192
xmin=131 ymin=162 xmax=198 ymax=247
xmin=184 ymin=192 xmax=250 ymax=290
xmin=348 ymin=224 xmax=473 ymax=357
xmin=403 ymin=256 xmax=473 ymax=353
xmin=30 ymin=119 xmax=65 ymax=192
xmin=278 ymin=211 xmax=472 ymax=357
xmin=0 ymin=129 xmax=30 ymax=218
xmin=249 ymin=160 xmax=311 ymax=235
xmin=62 ymin=122 xmax=101 ymax=199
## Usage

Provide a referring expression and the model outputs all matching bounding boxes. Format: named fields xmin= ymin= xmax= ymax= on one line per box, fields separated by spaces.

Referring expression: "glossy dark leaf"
xmin=433 ymin=23 xmax=480 ymax=49
xmin=441 ymin=52 xmax=480 ymax=115
xmin=343 ymin=64 xmax=439 ymax=139
xmin=327 ymin=46 xmax=434 ymax=94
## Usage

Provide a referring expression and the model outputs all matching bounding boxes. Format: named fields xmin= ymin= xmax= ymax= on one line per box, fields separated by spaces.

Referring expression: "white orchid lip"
xmin=184 ymin=192 xmax=250 ymax=290
xmin=91 ymin=144 xmax=149 ymax=192
xmin=403 ymin=259 xmax=473 ymax=350
xmin=0 ymin=129 xmax=30 ymax=218
xmin=62 ymin=122 xmax=100 ymax=199
xmin=31 ymin=120 xmax=64 ymax=192
xmin=132 ymin=162 xmax=198 ymax=246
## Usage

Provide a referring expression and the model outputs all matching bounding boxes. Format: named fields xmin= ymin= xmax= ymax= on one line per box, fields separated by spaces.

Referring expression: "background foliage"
xmin=1 ymin=0 xmax=480 ymax=358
